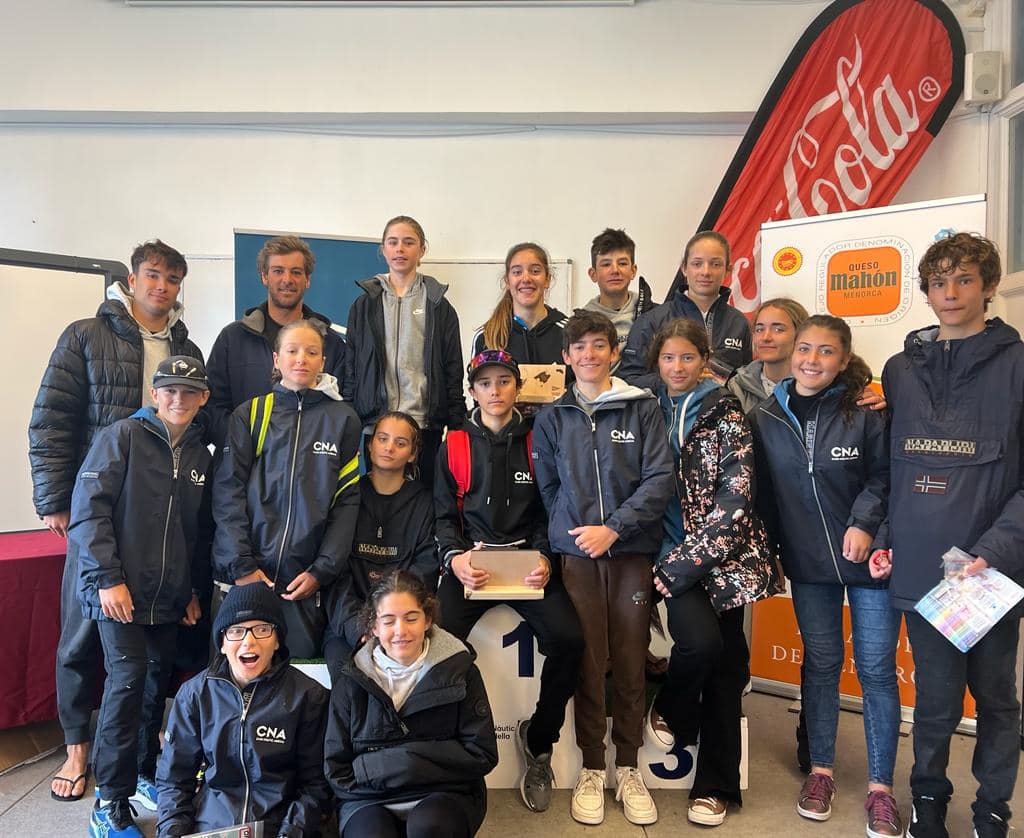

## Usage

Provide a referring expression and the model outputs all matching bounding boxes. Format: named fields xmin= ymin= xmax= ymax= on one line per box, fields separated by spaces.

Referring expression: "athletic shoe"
xmin=571 ymin=768 xmax=606 ymax=825
xmin=907 ymin=797 xmax=949 ymax=838
xmin=615 ymin=766 xmax=658 ymax=825
xmin=865 ymin=790 xmax=903 ymax=837
xmin=130 ymin=774 xmax=159 ymax=811
xmin=973 ymin=811 xmax=1009 ymax=838
xmin=645 ymin=704 xmax=674 ymax=751
xmin=689 ymin=795 xmax=728 ymax=826
xmin=515 ymin=719 xmax=553 ymax=813
xmin=89 ymin=798 xmax=142 ymax=838
xmin=797 ymin=772 xmax=836 ymax=821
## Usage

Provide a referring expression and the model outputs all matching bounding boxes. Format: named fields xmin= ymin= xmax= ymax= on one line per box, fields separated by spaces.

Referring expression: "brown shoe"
xmin=797 ymin=772 xmax=836 ymax=821
xmin=645 ymin=704 xmax=674 ymax=751
xmin=865 ymin=790 xmax=903 ymax=837
xmin=689 ymin=796 xmax=728 ymax=826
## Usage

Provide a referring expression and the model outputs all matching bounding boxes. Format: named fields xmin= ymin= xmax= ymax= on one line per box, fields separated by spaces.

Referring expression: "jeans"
xmin=790 ymin=582 xmax=901 ymax=785
xmin=905 ymin=611 xmax=1021 ymax=824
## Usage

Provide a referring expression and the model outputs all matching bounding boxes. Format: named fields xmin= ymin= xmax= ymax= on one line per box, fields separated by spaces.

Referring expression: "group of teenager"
xmin=27 ymin=218 xmax=1023 ymax=838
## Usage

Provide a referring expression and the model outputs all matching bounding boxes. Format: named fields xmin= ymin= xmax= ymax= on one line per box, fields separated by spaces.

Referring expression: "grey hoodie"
xmin=727 ymin=360 xmax=775 ymax=415
xmin=378 ymin=274 xmax=429 ymax=425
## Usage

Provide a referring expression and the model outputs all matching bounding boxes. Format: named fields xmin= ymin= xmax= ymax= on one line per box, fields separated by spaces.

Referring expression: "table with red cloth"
xmin=0 ymin=530 xmax=66 ymax=729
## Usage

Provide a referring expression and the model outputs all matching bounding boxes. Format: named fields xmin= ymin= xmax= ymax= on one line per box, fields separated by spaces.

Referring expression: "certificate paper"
xmin=915 ymin=568 xmax=1024 ymax=653
xmin=185 ymin=822 xmax=264 ymax=838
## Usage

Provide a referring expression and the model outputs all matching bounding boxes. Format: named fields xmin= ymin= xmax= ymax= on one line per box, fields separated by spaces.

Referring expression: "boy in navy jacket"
xmin=71 ymin=356 xmax=213 ymax=838
xmin=872 ymin=234 xmax=1024 ymax=838
xmin=532 ymin=311 xmax=674 ymax=827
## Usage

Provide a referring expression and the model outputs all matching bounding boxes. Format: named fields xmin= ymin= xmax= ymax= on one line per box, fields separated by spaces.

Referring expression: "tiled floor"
xmin=2 ymin=692 xmax=1019 ymax=836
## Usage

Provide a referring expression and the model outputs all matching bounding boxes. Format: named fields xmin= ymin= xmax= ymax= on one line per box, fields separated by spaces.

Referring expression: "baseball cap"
xmin=153 ymin=355 xmax=209 ymax=391
xmin=467 ymin=349 xmax=521 ymax=385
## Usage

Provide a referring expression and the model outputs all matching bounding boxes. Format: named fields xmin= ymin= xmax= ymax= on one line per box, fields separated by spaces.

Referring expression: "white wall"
xmin=0 ymin=0 xmax=992 ymax=359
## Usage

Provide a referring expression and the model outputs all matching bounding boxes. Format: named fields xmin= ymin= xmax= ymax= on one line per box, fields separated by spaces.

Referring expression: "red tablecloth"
xmin=0 ymin=530 xmax=66 ymax=729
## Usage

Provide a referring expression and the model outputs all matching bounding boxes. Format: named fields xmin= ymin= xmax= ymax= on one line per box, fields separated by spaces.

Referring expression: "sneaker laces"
xmin=801 ymin=773 xmax=835 ymax=805
xmin=619 ymin=768 xmax=648 ymax=800
xmin=692 ymin=796 xmax=723 ymax=812
xmin=107 ymin=799 xmax=139 ymax=830
xmin=865 ymin=790 xmax=899 ymax=827
xmin=576 ymin=769 xmax=603 ymax=797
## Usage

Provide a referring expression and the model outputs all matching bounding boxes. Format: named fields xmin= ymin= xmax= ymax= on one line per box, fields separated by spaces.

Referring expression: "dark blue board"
xmin=233 ymin=230 xmax=387 ymax=332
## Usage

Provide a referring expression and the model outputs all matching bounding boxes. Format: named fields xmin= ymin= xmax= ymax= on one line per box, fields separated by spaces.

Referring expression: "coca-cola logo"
xmin=692 ymin=0 xmax=963 ymax=313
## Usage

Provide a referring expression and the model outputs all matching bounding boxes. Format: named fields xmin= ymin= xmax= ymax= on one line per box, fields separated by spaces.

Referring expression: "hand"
xmin=868 ymin=549 xmax=892 ymax=580
xmin=99 ymin=583 xmax=134 ymax=623
xmin=180 ymin=593 xmax=202 ymax=626
xmin=856 ymin=387 xmax=887 ymax=411
xmin=653 ymin=573 xmax=672 ymax=598
xmin=234 ymin=569 xmax=273 ymax=587
xmin=963 ymin=556 xmax=989 ymax=577
xmin=43 ymin=510 xmax=71 ymax=538
xmin=568 ymin=525 xmax=619 ymax=558
xmin=523 ymin=556 xmax=551 ymax=590
xmin=282 ymin=571 xmax=320 ymax=601
xmin=452 ymin=544 xmax=489 ymax=590
xmin=842 ymin=526 xmax=873 ymax=563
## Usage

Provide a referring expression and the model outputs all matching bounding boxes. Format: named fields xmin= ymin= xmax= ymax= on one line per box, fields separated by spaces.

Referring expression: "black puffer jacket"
xmin=156 ymin=653 xmax=330 ymax=838
xmin=212 ymin=377 xmax=362 ymax=588
xmin=342 ymin=275 xmax=467 ymax=429
xmin=325 ymin=629 xmax=498 ymax=834
xmin=72 ymin=408 xmax=212 ymax=625
xmin=29 ymin=292 xmax=203 ymax=517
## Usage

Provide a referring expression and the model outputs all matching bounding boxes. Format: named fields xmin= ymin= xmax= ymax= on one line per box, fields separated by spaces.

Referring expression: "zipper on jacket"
xmin=141 ymin=425 xmax=182 ymax=625
xmin=762 ymin=404 xmax=844 ymax=583
xmin=589 ymin=417 xmax=610 ymax=556
xmin=394 ymin=296 xmax=403 ymax=410
xmin=207 ymin=672 xmax=258 ymax=824
xmin=273 ymin=394 xmax=304 ymax=586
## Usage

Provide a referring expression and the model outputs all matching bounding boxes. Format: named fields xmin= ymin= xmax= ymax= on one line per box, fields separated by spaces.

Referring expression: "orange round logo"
xmin=773 ymin=247 xmax=803 ymax=276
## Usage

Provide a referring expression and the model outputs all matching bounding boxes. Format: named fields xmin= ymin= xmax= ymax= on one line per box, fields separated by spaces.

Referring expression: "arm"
xmin=70 ymin=424 xmax=130 ymax=596
xmin=352 ymin=664 xmax=498 ymax=790
xmin=307 ymin=415 xmax=363 ymax=586
xmin=618 ymin=313 xmax=660 ymax=391
xmin=341 ymin=302 xmax=359 ymax=405
xmin=530 ymin=413 xmax=561 ymax=515
xmin=211 ymin=408 xmax=261 ymax=583
xmin=189 ymin=479 xmax=214 ymax=611
xmin=604 ymin=402 xmax=675 ymax=542
xmin=440 ymin=302 xmax=467 ymax=429
xmin=970 ymin=409 xmax=1024 ymax=577
xmin=407 ymin=494 xmax=439 ymax=592
xmin=434 ymin=441 xmax=473 ymax=563
xmin=845 ymin=410 xmax=890 ymax=537
xmin=655 ymin=406 xmax=757 ymax=595
xmin=326 ymin=330 xmax=347 ymax=384
xmin=277 ymin=686 xmax=331 ymax=838
xmin=203 ymin=330 xmax=235 ymax=449
xmin=155 ymin=686 xmax=204 ymax=838
xmin=323 ymin=685 xmax=358 ymax=797
xmin=28 ymin=323 xmax=89 ymax=517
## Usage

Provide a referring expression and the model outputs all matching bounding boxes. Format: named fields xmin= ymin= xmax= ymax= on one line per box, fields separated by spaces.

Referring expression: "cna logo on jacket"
xmin=312 ymin=440 xmax=338 ymax=455
xmin=723 ymin=337 xmax=744 ymax=350
xmin=816 ymin=238 xmax=913 ymax=326
xmin=610 ymin=429 xmax=636 ymax=444
xmin=514 ymin=470 xmax=533 ymax=485
xmin=255 ymin=724 xmax=287 ymax=744
xmin=830 ymin=445 xmax=860 ymax=461
xmin=190 ymin=469 xmax=206 ymax=486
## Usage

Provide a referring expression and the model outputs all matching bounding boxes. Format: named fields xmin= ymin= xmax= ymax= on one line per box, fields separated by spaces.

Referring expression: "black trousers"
xmin=906 ymin=611 xmax=1021 ymax=825
xmin=343 ymin=793 xmax=472 ymax=838
xmin=94 ymin=621 xmax=177 ymax=799
xmin=654 ymin=586 xmax=748 ymax=804
xmin=55 ymin=549 xmax=102 ymax=744
xmin=437 ymin=573 xmax=584 ymax=755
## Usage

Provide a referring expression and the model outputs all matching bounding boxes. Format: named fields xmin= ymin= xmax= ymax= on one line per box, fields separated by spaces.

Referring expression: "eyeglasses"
xmin=223 ymin=623 xmax=275 ymax=641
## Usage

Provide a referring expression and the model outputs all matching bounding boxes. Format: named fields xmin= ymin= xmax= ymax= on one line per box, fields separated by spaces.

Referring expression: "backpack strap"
xmin=446 ymin=429 xmax=471 ymax=515
xmin=247 ymin=393 xmax=275 ymax=459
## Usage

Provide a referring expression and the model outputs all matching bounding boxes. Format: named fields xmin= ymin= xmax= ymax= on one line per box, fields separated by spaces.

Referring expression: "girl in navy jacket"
xmin=749 ymin=315 xmax=900 ymax=837
xmin=213 ymin=319 xmax=362 ymax=659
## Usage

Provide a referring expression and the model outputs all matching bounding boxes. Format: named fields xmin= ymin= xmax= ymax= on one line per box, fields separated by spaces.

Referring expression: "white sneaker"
xmin=571 ymin=768 xmax=606 ymax=825
xmin=615 ymin=766 xmax=658 ymax=825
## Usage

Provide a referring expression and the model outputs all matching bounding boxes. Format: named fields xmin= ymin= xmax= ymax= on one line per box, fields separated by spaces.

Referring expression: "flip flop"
xmin=50 ymin=768 xmax=89 ymax=802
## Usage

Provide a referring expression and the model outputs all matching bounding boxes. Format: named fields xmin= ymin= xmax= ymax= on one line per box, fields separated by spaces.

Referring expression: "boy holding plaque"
xmin=434 ymin=349 xmax=584 ymax=816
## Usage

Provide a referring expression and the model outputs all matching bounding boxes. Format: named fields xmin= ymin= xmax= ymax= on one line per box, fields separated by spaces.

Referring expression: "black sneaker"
xmin=974 ymin=812 xmax=1009 ymax=838
xmin=907 ymin=797 xmax=949 ymax=838
xmin=516 ymin=719 xmax=554 ymax=813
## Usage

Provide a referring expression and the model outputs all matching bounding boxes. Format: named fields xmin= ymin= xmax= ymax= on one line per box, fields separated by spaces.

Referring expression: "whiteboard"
xmin=422 ymin=258 xmax=574 ymax=376
xmin=2 ymin=266 xmax=105 ymax=533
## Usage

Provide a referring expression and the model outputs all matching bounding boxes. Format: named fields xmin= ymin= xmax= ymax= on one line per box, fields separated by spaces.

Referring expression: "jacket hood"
xmin=466 ymin=407 xmax=529 ymax=441
xmin=902 ymin=317 xmax=1021 ymax=368
xmin=130 ymin=404 xmax=207 ymax=443
xmin=358 ymin=273 xmax=449 ymax=303
xmin=353 ymin=625 xmax=469 ymax=679
xmin=271 ymin=374 xmax=341 ymax=403
xmin=239 ymin=302 xmax=335 ymax=335
xmin=729 ymin=360 xmax=768 ymax=399
xmin=670 ymin=281 xmax=734 ymax=309
xmin=106 ymin=280 xmax=185 ymax=332
xmin=572 ymin=376 xmax=654 ymax=407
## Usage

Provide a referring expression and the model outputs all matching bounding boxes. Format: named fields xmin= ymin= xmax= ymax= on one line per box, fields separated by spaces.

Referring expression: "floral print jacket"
xmin=653 ymin=387 xmax=784 ymax=611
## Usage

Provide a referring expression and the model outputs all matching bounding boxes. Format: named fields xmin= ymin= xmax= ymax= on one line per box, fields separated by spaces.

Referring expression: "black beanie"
xmin=214 ymin=582 xmax=287 ymax=644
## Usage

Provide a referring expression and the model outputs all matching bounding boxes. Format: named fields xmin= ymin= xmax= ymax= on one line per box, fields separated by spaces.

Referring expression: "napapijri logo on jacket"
xmin=610 ymin=429 xmax=636 ymax=443
xmin=514 ymin=470 xmax=533 ymax=485
xmin=255 ymin=724 xmax=287 ymax=744
xmin=312 ymin=440 xmax=338 ymax=455
xmin=723 ymin=337 xmax=744 ymax=350
xmin=190 ymin=469 xmax=206 ymax=486
xmin=904 ymin=437 xmax=976 ymax=457
xmin=830 ymin=445 xmax=860 ymax=461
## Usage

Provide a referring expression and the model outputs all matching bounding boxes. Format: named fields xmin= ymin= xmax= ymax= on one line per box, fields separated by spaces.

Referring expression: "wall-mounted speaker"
xmin=964 ymin=51 xmax=1003 ymax=105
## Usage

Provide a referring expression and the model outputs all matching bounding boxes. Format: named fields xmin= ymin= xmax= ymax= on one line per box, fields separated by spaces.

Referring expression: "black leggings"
xmin=343 ymin=794 xmax=472 ymax=838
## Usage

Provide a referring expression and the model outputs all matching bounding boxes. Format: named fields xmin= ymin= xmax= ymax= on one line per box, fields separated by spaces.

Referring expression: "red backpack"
xmin=446 ymin=429 xmax=533 ymax=515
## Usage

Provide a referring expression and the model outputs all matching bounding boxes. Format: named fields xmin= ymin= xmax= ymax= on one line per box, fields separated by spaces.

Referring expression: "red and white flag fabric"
xmin=671 ymin=0 xmax=965 ymax=312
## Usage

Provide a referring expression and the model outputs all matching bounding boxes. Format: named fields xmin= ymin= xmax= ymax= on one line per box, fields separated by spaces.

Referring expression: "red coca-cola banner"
xmin=672 ymin=0 xmax=964 ymax=312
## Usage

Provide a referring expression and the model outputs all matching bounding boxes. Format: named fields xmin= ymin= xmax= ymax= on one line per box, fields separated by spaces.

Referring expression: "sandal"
xmin=50 ymin=767 xmax=90 ymax=802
